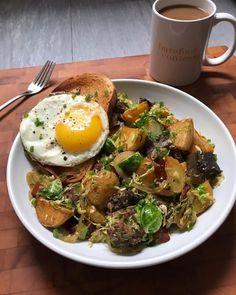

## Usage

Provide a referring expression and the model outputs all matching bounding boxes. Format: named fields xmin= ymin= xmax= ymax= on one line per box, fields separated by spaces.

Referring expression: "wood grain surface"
xmin=0 ymin=46 xmax=235 ymax=295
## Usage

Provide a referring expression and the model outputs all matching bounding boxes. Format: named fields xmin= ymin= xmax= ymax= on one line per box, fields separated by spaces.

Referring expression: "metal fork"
xmin=0 ymin=60 xmax=56 ymax=111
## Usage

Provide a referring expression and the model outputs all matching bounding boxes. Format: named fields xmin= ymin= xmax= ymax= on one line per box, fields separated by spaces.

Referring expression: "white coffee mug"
xmin=149 ymin=0 xmax=236 ymax=86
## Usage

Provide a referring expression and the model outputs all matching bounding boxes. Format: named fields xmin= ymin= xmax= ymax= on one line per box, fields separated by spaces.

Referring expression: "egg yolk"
xmin=55 ymin=105 xmax=102 ymax=153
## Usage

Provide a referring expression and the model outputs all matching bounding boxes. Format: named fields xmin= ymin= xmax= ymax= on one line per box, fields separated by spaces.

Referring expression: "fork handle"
xmin=0 ymin=92 xmax=31 ymax=111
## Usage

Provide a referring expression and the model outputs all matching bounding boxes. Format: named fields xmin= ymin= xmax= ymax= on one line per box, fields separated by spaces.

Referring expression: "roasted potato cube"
xmin=35 ymin=197 xmax=73 ymax=228
xmin=122 ymin=101 xmax=150 ymax=124
xmin=192 ymin=130 xmax=214 ymax=153
xmin=189 ymin=180 xmax=214 ymax=215
xmin=26 ymin=171 xmax=41 ymax=189
xmin=173 ymin=206 xmax=197 ymax=231
xmin=181 ymin=161 xmax=187 ymax=172
xmin=84 ymin=170 xmax=119 ymax=211
xmin=157 ymin=157 xmax=186 ymax=197
xmin=136 ymin=157 xmax=156 ymax=185
xmin=120 ymin=126 xmax=146 ymax=151
xmin=190 ymin=144 xmax=201 ymax=153
xmin=165 ymin=156 xmax=186 ymax=194
xmin=86 ymin=205 xmax=106 ymax=224
xmin=26 ymin=171 xmax=52 ymax=189
xmin=169 ymin=119 xmax=194 ymax=151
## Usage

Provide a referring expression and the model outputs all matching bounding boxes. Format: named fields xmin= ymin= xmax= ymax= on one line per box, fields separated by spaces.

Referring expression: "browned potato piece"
xmin=26 ymin=171 xmax=52 ymax=189
xmin=136 ymin=157 xmax=156 ymax=185
xmin=26 ymin=171 xmax=41 ymax=189
xmin=35 ymin=197 xmax=73 ymax=228
xmin=173 ymin=207 xmax=197 ymax=231
xmin=181 ymin=161 xmax=187 ymax=172
xmin=165 ymin=156 xmax=186 ymax=194
xmin=189 ymin=180 xmax=214 ymax=215
xmin=122 ymin=101 xmax=150 ymax=124
xmin=190 ymin=144 xmax=201 ymax=153
xmin=135 ymin=157 xmax=186 ymax=197
xmin=86 ymin=205 xmax=106 ymax=224
xmin=169 ymin=119 xmax=194 ymax=151
xmin=120 ymin=126 xmax=146 ymax=151
xmin=84 ymin=170 xmax=119 ymax=211
xmin=192 ymin=129 xmax=214 ymax=153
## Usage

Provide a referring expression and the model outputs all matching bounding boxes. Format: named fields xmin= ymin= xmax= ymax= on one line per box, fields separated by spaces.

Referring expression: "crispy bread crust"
xmin=52 ymin=73 xmax=117 ymax=119
xmin=24 ymin=147 xmax=95 ymax=184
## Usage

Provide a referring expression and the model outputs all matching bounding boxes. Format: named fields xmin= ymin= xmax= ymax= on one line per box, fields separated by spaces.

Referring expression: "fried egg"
xmin=20 ymin=93 xmax=109 ymax=167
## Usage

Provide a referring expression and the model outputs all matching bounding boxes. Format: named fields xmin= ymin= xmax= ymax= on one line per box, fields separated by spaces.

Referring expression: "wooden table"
xmin=0 ymin=46 xmax=235 ymax=295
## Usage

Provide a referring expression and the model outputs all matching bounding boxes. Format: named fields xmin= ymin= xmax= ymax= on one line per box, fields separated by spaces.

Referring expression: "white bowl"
xmin=7 ymin=79 xmax=236 ymax=269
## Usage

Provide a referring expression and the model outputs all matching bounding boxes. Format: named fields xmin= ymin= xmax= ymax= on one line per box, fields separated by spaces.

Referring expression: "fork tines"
xmin=34 ymin=60 xmax=56 ymax=87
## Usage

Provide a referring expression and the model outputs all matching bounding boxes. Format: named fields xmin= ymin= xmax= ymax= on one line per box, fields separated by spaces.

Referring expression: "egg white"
xmin=20 ymin=93 xmax=109 ymax=167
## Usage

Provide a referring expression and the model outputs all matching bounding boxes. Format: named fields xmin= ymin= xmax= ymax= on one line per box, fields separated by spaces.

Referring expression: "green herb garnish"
xmin=195 ymin=184 xmax=206 ymax=195
xmin=85 ymin=94 xmax=93 ymax=101
xmin=72 ymin=91 xmax=80 ymax=99
xmin=100 ymin=155 xmax=114 ymax=170
xmin=34 ymin=118 xmax=44 ymax=127
xmin=154 ymin=146 xmax=169 ymax=159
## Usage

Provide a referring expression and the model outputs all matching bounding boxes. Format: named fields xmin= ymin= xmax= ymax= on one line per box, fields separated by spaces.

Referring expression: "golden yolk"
xmin=55 ymin=106 xmax=102 ymax=153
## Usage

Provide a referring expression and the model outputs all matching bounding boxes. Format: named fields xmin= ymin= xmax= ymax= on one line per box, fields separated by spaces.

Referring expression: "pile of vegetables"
xmin=27 ymin=93 xmax=222 ymax=254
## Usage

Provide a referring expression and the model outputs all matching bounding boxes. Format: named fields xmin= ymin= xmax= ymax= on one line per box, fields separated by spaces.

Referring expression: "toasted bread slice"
xmin=25 ymin=149 xmax=95 ymax=184
xmin=34 ymin=157 xmax=95 ymax=185
xmin=52 ymin=73 xmax=117 ymax=118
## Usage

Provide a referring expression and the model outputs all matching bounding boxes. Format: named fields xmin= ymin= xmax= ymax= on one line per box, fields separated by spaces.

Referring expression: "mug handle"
xmin=203 ymin=13 xmax=236 ymax=66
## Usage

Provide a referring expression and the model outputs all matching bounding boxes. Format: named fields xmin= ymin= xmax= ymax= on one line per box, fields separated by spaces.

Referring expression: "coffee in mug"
xmin=149 ymin=0 xmax=236 ymax=86
xmin=159 ymin=4 xmax=209 ymax=20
